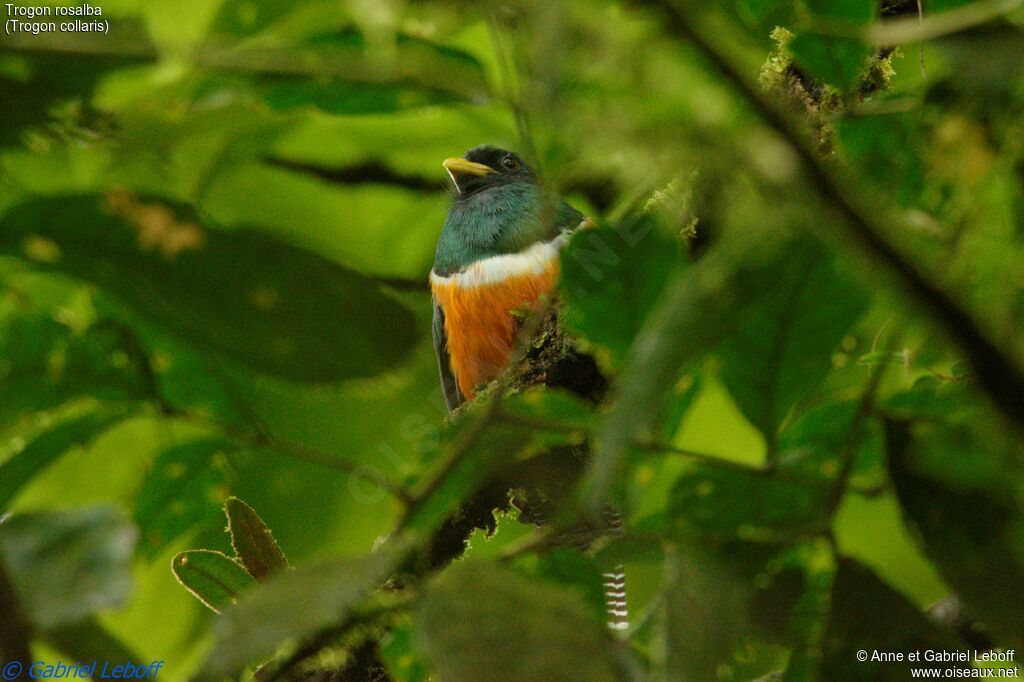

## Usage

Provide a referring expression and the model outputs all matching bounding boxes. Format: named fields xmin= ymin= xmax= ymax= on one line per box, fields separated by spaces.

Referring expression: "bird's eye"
xmin=501 ymin=156 xmax=519 ymax=170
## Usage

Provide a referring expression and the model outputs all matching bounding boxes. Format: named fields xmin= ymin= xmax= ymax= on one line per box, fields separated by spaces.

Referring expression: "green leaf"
xmin=225 ymin=497 xmax=288 ymax=581
xmin=820 ymin=559 xmax=956 ymax=679
xmin=778 ymin=400 xmax=883 ymax=482
xmin=669 ymin=464 xmax=828 ymax=538
xmin=134 ymin=438 xmax=234 ymax=558
xmin=200 ymin=542 xmax=409 ymax=678
xmin=0 ymin=315 xmax=152 ymax=427
xmin=936 ymin=23 xmax=1024 ymax=101
xmin=668 ymin=399 xmax=882 ymax=540
xmin=0 ymin=41 xmax=150 ymax=147
xmin=806 ymin=0 xmax=874 ymax=22
xmin=789 ymin=34 xmax=873 ymax=89
xmin=884 ymin=410 xmax=1024 ymax=640
xmin=658 ymin=545 xmax=750 ymax=681
xmin=0 ymin=506 xmax=136 ymax=628
xmin=196 ymin=17 xmax=489 ymax=113
xmin=171 ymin=550 xmax=255 ymax=614
xmin=837 ymin=114 xmax=927 ymax=208
xmin=0 ymin=193 xmax=418 ymax=382
xmin=398 ymin=418 xmax=535 ymax=539
xmin=42 ymin=617 xmax=142 ymax=664
xmin=254 ymin=30 xmax=489 ymax=113
xmin=560 ymin=217 xmax=684 ymax=369
xmin=584 ymin=234 xmax=791 ymax=511
xmin=415 ymin=560 xmax=627 ymax=682
xmin=381 ymin=616 xmax=430 ymax=682
xmin=533 ymin=549 xmax=610 ymax=622
xmin=0 ymin=410 xmax=128 ymax=511
xmin=716 ymin=244 xmax=867 ymax=441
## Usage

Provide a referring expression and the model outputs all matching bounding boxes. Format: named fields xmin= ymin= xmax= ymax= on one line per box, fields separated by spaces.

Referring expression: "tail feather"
xmin=602 ymin=565 xmax=629 ymax=631
xmin=601 ymin=506 xmax=628 ymax=632
xmin=513 ymin=494 xmax=629 ymax=631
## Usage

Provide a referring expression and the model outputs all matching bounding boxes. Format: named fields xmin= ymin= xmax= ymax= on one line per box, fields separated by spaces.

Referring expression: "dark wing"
xmin=432 ymin=297 xmax=464 ymax=412
xmin=554 ymin=199 xmax=587 ymax=234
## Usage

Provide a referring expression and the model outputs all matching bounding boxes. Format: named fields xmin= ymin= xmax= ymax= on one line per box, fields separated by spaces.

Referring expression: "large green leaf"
xmin=199 ymin=543 xmax=410 ymax=678
xmin=0 ymin=410 xmax=129 ymax=512
xmin=669 ymin=464 xmax=828 ymax=539
xmin=0 ymin=41 xmax=150 ymax=147
xmin=414 ymin=560 xmax=627 ymax=682
xmin=884 ymin=384 xmax=1024 ymax=641
xmin=0 ymin=506 xmax=136 ymax=629
xmin=820 ymin=559 xmax=956 ymax=679
xmin=43 ymin=617 xmax=142 ymax=664
xmin=0 ymin=315 xmax=152 ymax=427
xmin=789 ymin=34 xmax=873 ymax=90
xmin=715 ymin=244 xmax=868 ymax=441
xmin=195 ymin=24 xmax=489 ymax=114
xmin=0 ymin=193 xmax=418 ymax=382
xmin=658 ymin=545 xmax=750 ymax=681
xmin=134 ymin=438 xmax=234 ymax=558
xmin=583 ymin=234 xmax=792 ymax=511
xmin=668 ymin=399 xmax=880 ymax=540
xmin=560 ymin=217 xmax=684 ymax=369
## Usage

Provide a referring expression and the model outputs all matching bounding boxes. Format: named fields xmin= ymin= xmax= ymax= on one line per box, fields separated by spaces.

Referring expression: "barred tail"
xmin=602 ymin=565 xmax=629 ymax=630
xmin=514 ymin=494 xmax=629 ymax=631
xmin=601 ymin=506 xmax=627 ymax=631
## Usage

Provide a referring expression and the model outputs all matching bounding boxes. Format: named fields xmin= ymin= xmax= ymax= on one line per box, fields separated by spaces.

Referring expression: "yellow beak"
xmin=442 ymin=157 xmax=496 ymax=179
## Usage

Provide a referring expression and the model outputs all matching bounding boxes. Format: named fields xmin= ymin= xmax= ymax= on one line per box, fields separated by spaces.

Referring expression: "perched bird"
xmin=430 ymin=145 xmax=589 ymax=411
xmin=430 ymin=145 xmax=628 ymax=631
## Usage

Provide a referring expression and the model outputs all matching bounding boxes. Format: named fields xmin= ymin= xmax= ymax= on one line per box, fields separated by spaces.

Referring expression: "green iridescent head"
xmin=433 ymin=145 xmax=583 ymax=276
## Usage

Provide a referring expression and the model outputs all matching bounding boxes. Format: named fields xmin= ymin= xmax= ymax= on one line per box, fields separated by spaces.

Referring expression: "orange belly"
xmin=432 ymin=264 xmax=558 ymax=399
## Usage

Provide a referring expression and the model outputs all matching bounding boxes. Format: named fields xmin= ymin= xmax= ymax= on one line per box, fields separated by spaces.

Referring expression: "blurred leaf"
xmin=0 ymin=43 xmax=151 ymax=147
xmin=43 ymin=617 xmax=141 ymax=664
xmin=778 ymin=400 xmax=883 ymax=481
xmin=0 ymin=193 xmax=418 ymax=382
xmin=0 ymin=506 xmax=136 ymax=629
xmin=716 ymin=244 xmax=868 ymax=441
xmin=837 ymin=114 xmax=926 ymax=208
xmin=657 ymin=366 xmax=702 ymax=439
xmin=0 ymin=315 xmax=152 ymax=427
xmin=225 ymin=496 xmax=289 ymax=581
xmin=171 ymin=549 xmax=256 ymax=614
xmin=820 ymin=558 xmax=955 ymax=679
xmin=399 ymin=419 xmax=534 ymax=539
xmin=201 ymin=542 xmax=409 ymax=678
xmin=533 ymin=548 xmax=609 ymax=621
xmin=659 ymin=545 xmax=750 ymax=681
xmin=415 ymin=560 xmax=626 ymax=682
xmin=381 ymin=616 xmax=430 ymax=682
xmin=503 ymin=388 xmax=596 ymax=429
xmin=560 ymin=217 xmax=684 ymax=369
xmin=807 ymin=0 xmax=874 ymax=22
xmin=584 ymin=234 xmax=792 ymax=511
xmin=0 ymin=410 xmax=129 ymax=511
xmin=196 ymin=28 xmax=489 ymax=114
xmin=885 ymin=411 xmax=1024 ymax=640
xmin=789 ymin=34 xmax=873 ymax=89
xmin=134 ymin=438 xmax=234 ymax=558
xmin=669 ymin=464 xmax=828 ymax=539
xmin=935 ymin=23 xmax=1024 ymax=101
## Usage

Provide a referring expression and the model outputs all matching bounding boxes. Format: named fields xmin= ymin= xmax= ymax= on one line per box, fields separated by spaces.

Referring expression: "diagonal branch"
xmin=648 ymin=0 xmax=1024 ymax=433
